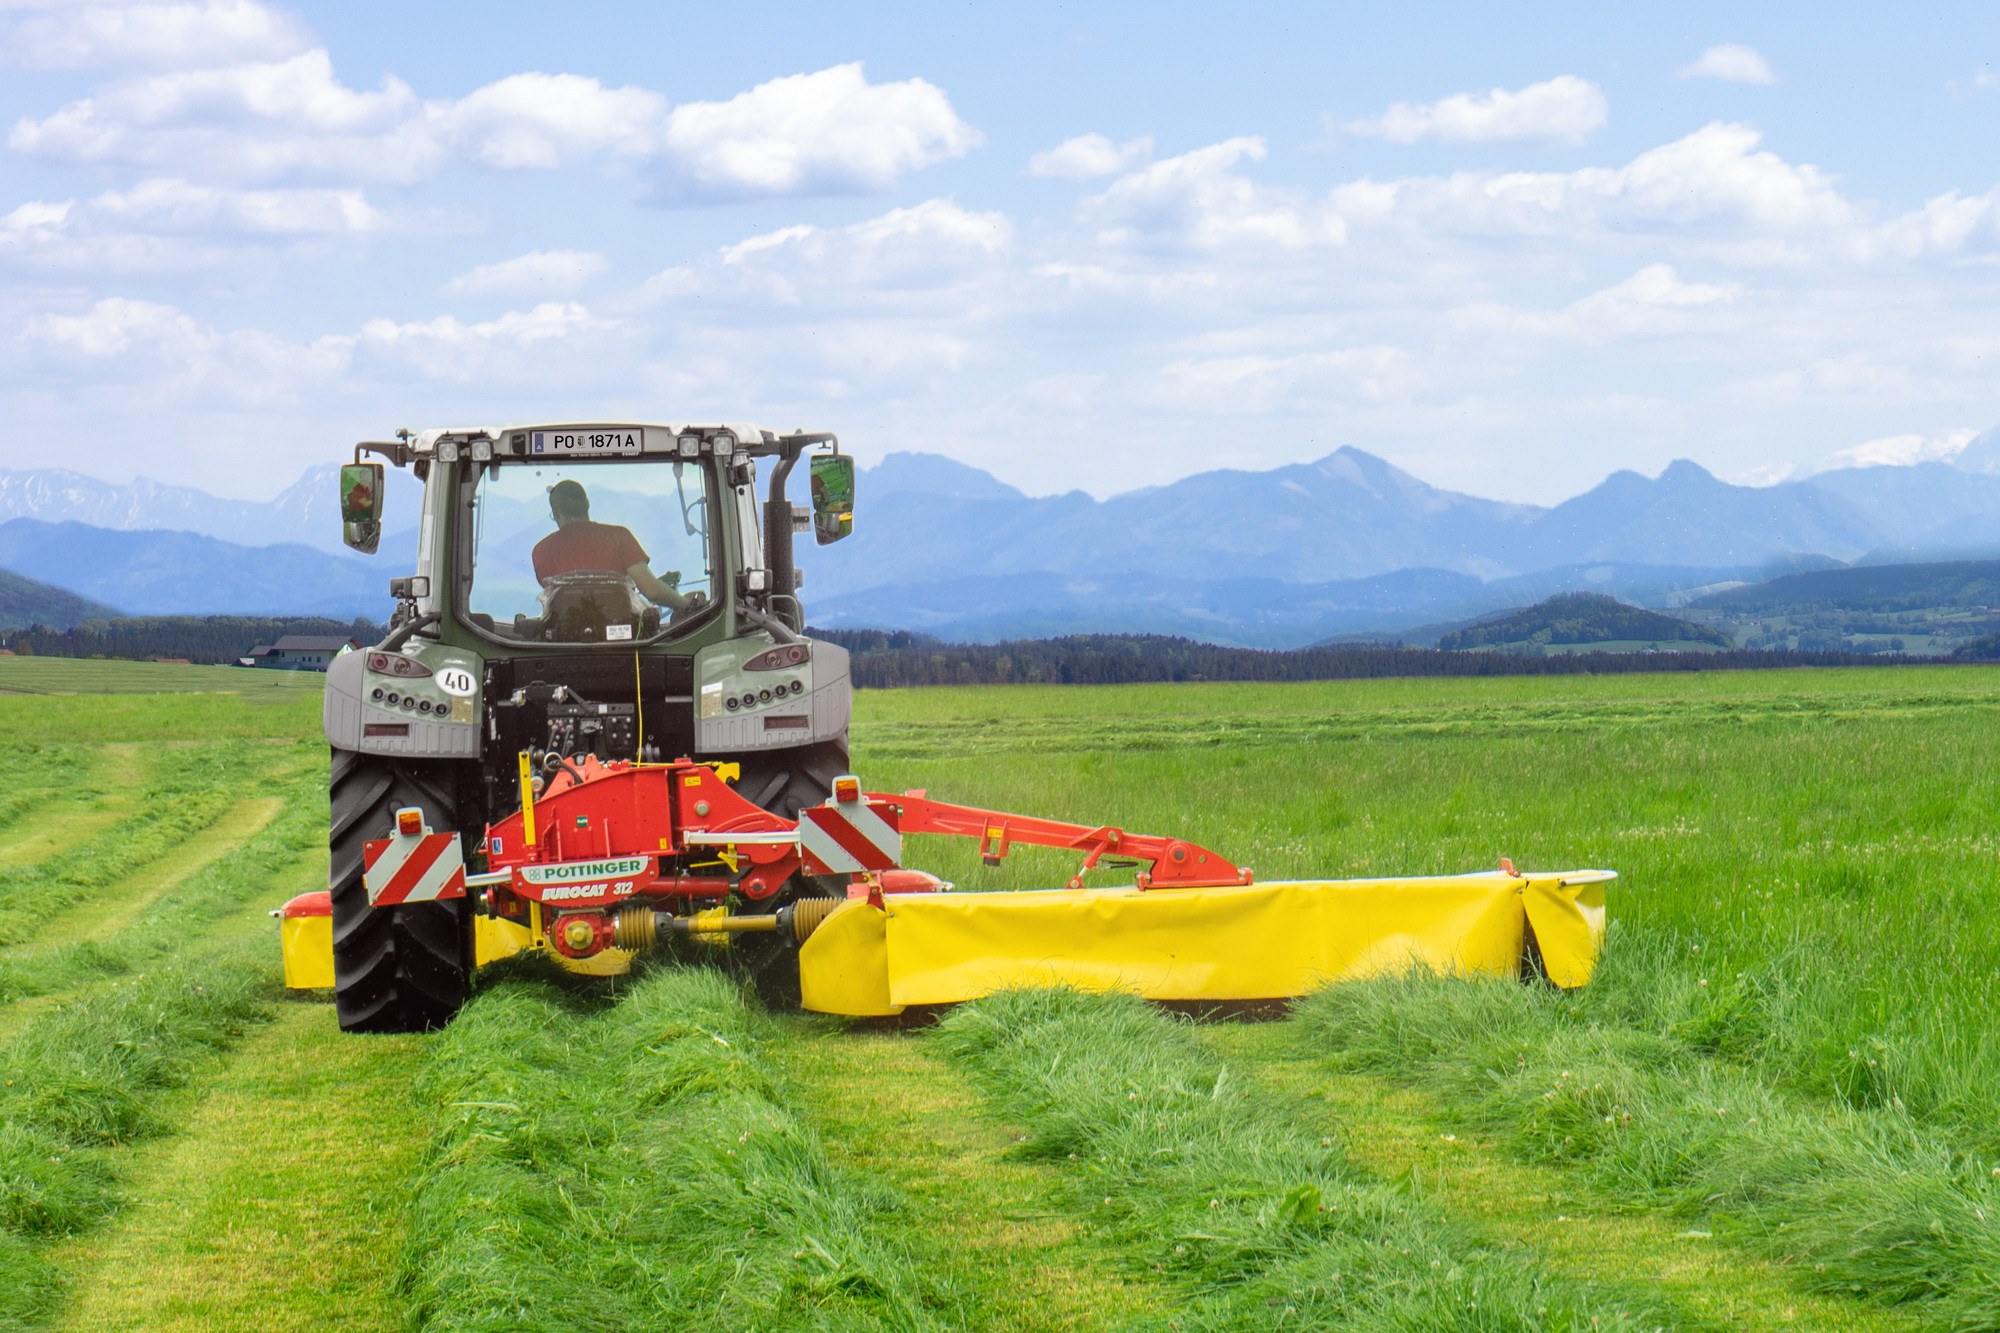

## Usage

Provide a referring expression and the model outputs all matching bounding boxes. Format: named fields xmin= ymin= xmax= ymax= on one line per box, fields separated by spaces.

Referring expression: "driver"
xmin=532 ymin=479 xmax=687 ymax=609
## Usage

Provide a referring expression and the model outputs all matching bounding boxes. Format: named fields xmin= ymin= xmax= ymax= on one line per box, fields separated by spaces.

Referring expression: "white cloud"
xmin=7 ymin=51 xmax=667 ymax=184
xmin=1458 ymin=264 xmax=1744 ymax=342
xmin=441 ymin=249 xmax=609 ymax=298
xmin=1572 ymin=263 xmax=1740 ymax=312
xmin=25 ymin=294 xmax=206 ymax=357
xmin=1344 ymin=76 xmax=1608 ymax=147
xmin=1152 ymin=346 xmax=1412 ymax=414
xmin=1678 ymin=44 xmax=1776 ymax=85
xmin=1083 ymin=138 xmax=1347 ymax=250
xmin=637 ymin=197 xmax=1012 ymax=310
xmin=1028 ymin=133 xmax=1152 ymax=180
xmin=8 ymin=293 xmax=632 ymax=404
xmin=1860 ymin=186 xmax=2000 ymax=260
xmin=1330 ymin=124 xmax=1856 ymax=257
xmin=444 ymin=73 xmax=665 ymax=171
xmin=355 ymin=302 xmax=620 ymax=383
xmin=0 ymin=178 xmax=407 ymax=273
xmin=2 ymin=0 xmax=313 ymax=70
xmin=8 ymin=49 xmax=435 ymax=181
xmin=12 ymin=295 xmax=350 ymax=406
xmin=0 ymin=199 xmax=75 ymax=249
xmin=653 ymin=64 xmax=980 ymax=201
xmin=1948 ymin=69 xmax=1999 ymax=99
xmin=1792 ymin=428 xmax=1978 ymax=476
xmin=9 ymin=55 xmax=974 ymax=198
xmin=91 ymin=177 xmax=387 ymax=232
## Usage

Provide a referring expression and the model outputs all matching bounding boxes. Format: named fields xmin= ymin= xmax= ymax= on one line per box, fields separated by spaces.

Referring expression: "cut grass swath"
xmin=52 ymin=1004 xmax=426 ymax=1333
xmin=0 ymin=745 xmax=327 ymax=1325
xmin=0 ymin=741 xmax=274 ymax=945
xmin=0 ymin=943 xmax=272 ymax=1325
xmin=0 ymin=760 xmax=324 ymax=1012
xmin=403 ymin=963 xmax=968 ymax=1333
xmin=1293 ymin=952 xmax=2000 ymax=1329
xmin=933 ymin=988 xmax=1682 ymax=1332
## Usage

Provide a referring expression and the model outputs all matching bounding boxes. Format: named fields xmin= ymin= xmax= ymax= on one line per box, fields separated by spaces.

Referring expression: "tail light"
xmin=396 ymin=808 xmax=424 ymax=836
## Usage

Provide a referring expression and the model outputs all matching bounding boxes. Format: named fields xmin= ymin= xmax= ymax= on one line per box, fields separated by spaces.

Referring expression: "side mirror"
xmin=809 ymin=453 xmax=854 ymax=545
xmin=341 ymin=463 xmax=384 ymax=554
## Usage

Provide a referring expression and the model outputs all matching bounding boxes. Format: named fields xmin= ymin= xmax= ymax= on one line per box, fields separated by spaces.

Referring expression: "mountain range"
xmin=2 ymin=437 xmax=1998 ymax=646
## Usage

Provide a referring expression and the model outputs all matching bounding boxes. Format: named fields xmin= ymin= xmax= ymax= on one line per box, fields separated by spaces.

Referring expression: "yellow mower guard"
xmin=799 ymin=869 xmax=1613 ymax=1016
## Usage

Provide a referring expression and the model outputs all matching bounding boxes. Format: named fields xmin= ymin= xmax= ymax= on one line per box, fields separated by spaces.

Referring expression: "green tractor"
xmin=324 ymin=423 xmax=856 ymax=1032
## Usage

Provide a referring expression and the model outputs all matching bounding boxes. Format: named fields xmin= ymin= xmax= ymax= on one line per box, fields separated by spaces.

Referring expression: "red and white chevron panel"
xmin=798 ymin=800 xmax=902 ymax=875
xmin=363 ymin=831 xmax=466 ymax=905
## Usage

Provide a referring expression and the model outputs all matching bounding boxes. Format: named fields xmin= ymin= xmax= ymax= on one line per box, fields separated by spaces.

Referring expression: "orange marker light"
xmin=396 ymin=808 xmax=423 ymax=836
xmin=833 ymin=776 xmax=861 ymax=803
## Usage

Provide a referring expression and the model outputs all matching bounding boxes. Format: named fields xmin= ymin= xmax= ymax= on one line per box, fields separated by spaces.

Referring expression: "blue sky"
xmin=3 ymin=0 xmax=1999 ymax=504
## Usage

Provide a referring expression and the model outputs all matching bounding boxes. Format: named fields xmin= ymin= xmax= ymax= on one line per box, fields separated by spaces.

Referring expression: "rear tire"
xmin=329 ymin=748 xmax=476 ymax=1034
xmin=732 ymin=739 xmax=848 ymax=819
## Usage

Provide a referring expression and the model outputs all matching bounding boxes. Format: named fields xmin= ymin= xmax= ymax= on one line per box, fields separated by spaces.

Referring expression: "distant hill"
xmin=0 ymin=569 xmax=120 ymax=631
xmin=1689 ymin=560 xmax=2000 ymax=613
xmin=8 ymin=438 xmax=2000 ymax=643
xmin=0 ymin=464 xmax=423 ymax=557
xmin=0 ymin=520 xmax=391 ymax=620
xmin=1437 ymin=593 xmax=1732 ymax=652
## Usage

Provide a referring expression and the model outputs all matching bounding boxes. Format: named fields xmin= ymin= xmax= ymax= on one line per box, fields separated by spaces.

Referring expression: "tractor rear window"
xmin=464 ymin=459 xmax=714 ymax=643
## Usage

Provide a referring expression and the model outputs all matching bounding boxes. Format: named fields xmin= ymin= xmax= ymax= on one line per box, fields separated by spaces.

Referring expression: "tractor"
xmin=324 ymin=423 xmax=856 ymax=1032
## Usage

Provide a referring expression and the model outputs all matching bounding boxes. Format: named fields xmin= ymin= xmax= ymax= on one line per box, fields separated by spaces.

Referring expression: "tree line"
xmin=0 ymin=616 xmax=1939 ymax=682
xmin=808 ymin=628 xmax=1926 ymax=688
xmin=0 ymin=616 xmax=384 ymax=664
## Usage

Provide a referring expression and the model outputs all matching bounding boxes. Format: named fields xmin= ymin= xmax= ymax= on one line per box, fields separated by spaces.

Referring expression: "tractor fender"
xmin=324 ymin=643 xmax=480 ymax=760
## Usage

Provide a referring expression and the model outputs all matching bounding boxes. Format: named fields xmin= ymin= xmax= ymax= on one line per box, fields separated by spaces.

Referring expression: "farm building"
xmin=239 ymin=635 xmax=358 ymax=671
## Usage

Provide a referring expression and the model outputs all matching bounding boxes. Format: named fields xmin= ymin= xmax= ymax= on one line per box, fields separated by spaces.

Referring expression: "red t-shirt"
xmin=532 ymin=522 xmax=649 ymax=585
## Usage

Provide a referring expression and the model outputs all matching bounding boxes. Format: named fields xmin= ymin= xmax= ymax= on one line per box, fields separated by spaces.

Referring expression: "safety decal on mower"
xmin=798 ymin=800 xmax=902 ymax=875
xmin=363 ymin=831 xmax=467 ymax=905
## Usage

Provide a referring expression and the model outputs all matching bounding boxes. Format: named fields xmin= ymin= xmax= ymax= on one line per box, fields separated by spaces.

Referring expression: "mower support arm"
xmin=884 ymin=792 xmax=1252 ymax=889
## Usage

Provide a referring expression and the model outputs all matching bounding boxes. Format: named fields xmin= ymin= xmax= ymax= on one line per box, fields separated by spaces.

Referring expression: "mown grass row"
xmin=0 ymin=747 xmax=324 ymax=1008
xmin=1293 ymin=945 xmax=2000 ymax=1330
xmin=0 ymin=946 xmax=274 ymax=1326
xmin=0 ymin=741 xmax=276 ymax=945
xmin=933 ymin=988 xmax=1687 ymax=1333
xmin=0 ymin=742 xmax=92 ymax=838
xmin=0 ymin=741 xmax=326 ymax=1326
xmin=404 ymin=964 xmax=967 ymax=1333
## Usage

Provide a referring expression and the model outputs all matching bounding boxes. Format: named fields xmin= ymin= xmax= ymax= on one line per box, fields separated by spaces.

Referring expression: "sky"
xmin=3 ymin=0 xmax=2000 ymax=505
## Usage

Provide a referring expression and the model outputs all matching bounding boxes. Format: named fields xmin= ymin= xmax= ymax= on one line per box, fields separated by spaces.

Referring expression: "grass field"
xmin=0 ymin=659 xmax=1994 ymax=1329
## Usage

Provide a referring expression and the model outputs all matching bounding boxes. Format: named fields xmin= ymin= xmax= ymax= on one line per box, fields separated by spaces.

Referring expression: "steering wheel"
xmin=668 ymin=590 xmax=711 ymax=628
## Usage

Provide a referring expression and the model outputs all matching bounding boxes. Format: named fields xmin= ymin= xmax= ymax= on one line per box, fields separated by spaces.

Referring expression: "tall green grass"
xmin=403 ymin=964 xmax=967 ymax=1333
xmin=854 ymin=669 xmax=2000 ymax=1151
xmin=934 ymin=988 xmax=1681 ymax=1332
xmin=1292 ymin=946 xmax=2000 ymax=1328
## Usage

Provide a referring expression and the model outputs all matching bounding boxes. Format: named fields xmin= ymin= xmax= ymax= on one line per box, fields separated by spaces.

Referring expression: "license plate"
xmin=531 ymin=428 xmax=643 ymax=456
